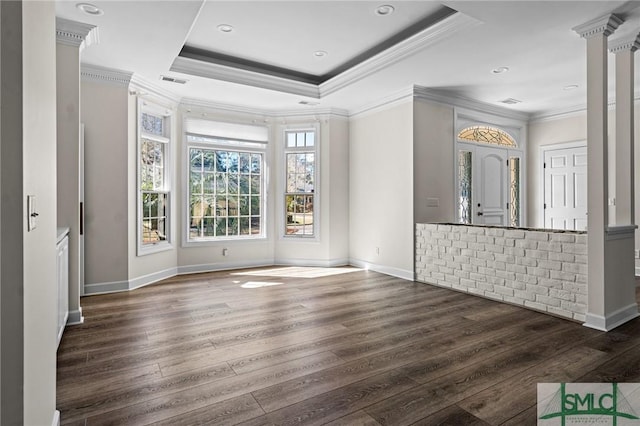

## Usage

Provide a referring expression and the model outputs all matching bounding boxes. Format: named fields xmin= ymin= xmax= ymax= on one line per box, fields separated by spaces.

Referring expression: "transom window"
xmin=138 ymin=102 xmax=172 ymax=255
xmin=285 ymin=130 xmax=316 ymax=237
xmin=458 ymin=126 xmax=517 ymax=147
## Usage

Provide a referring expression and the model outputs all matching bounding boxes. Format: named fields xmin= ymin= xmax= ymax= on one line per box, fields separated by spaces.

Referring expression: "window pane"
xmin=509 ymin=157 xmax=521 ymax=227
xmin=190 ymin=149 xmax=202 ymax=170
xmin=141 ymin=113 xmax=163 ymax=136
xmin=203 ymin=173 xmax=215 ymax=193
xmin=296 ymin=132 xmax=305 ymax=147
xmin=306 ymin=132 xmax=315 ymax=146
xmin=141 ymin=192 xmax=167 ymax=244
xmin=228 ymin=174 xmax=238 ymax=195
xmin=228 ymin=152 xmax=239 ymax=173
xmin=239 ymin=196 xmax=249 ymax=215
xmin=251 ymin=196 xmax=260 ymax=216
xmin=251 ymin=154 xmax=261 ymax=173
xmin=239 ymin=153 xmax=250 ymax=173
xmin=203 ymin=217 xmax=215 ymax=237
xmin=203 ymin=151 xmax=215 ymax=172
xmin=458 ymin=151 xmax=472 ymax=224
xmin=215 ymin=218 xmax=227 ymax=236
xmin=287 ymin=132 xmax=296 ymax=148
xmin=251 ymin=217 xmax=261 ymax=234
xmin=190 ymin=171 xmax=202 ymax=194
xmin=228 ymin=217 xmax=238 ymax=235
xmin=240 ymin=217 xmax=250 ymax=235
xmin=141 ymin=139 xmax=164 ymax=190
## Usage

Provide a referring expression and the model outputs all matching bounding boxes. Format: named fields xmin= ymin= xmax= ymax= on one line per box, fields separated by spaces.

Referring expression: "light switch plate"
xmin=27 ymin=195 xmax=36 ymax=231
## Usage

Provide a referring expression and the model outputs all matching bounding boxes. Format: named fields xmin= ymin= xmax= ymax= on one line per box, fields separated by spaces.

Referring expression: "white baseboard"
xmin=67 ymin=308 xmax=84 ymax=325
xmin=52 ymin=410 xmax=60 ymax=426
xmin=83 ymin=258 xmax=410 ymax=295
xmin=636 ymin=266 xmax=640 ymax=278
xmin=129 ymin=267 xmax=178 ymax=291
xmin=348 ymin=258 xmax=414 ymax=281
xmin=84 ymin=279 xmax=129 ymax=295
xmin=583 ymin=303 xmax=640 ymax=331
xmin=275 ymin=257 xmax=350 ymax=267
xmin=176 ymin=259 xmax=275 ymax=275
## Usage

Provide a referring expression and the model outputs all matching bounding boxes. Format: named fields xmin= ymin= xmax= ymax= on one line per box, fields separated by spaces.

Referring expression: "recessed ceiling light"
xmin=499 ymin=98 xmax=522 ymax=105
xmin=76 ymin=3 xmax=103 ymax=16
xmin=299 ymin=100 xmax=320 ymax=106
xmin=563 ymin=84 xmax=579 ymax=91
xmin=375 ymin=5 xmax=395 ymax=16
xmin=313 ymin=50 xmax=328 ymax=58
xmin=492 ymin=66 xmax=509 ymax=74
xmin=217 ymin=24 xmax=234 ymax=33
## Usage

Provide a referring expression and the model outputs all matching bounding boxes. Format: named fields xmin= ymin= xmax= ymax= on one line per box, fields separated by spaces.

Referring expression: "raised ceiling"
xmin=55 ymin=1 xmax=640 ymax=117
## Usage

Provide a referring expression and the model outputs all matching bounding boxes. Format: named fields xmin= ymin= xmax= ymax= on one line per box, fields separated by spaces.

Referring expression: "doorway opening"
xmin=456 ymin=125 xmax=523 ymax=227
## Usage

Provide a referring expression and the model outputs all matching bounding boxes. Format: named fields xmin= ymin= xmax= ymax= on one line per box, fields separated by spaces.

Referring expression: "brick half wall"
xmin=415 ymin=223 xmax=588 ymax=322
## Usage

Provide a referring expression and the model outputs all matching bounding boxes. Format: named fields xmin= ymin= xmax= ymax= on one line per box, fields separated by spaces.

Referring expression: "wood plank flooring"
xmin=57 ymin=268 xmax=640 ymax=425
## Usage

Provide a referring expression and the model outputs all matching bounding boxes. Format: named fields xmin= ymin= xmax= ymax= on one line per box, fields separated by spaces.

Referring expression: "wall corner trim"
xmin=51 ymin=410 xmax=60 ymax=426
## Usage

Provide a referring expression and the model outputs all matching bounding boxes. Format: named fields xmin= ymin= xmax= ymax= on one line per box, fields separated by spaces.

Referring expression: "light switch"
xmin=27 ymin=195 xmax=37 ymax=231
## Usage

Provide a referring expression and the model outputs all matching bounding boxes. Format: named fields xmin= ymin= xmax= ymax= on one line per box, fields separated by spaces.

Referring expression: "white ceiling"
xmin=55 ymin=0 xmax=640 ymax=117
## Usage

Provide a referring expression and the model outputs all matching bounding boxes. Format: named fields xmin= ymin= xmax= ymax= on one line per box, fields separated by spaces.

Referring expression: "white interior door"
xmin=544 ymin=145 xmax=587 ymax=230
xmin=474 ymin=146 xmax=508 ymax=225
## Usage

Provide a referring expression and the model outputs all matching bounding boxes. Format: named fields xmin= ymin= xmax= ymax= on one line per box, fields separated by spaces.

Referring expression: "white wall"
xmin=349 ymin=101 xmax=414 ymax=279
xmin=274 ymin=116 xmax=350 ymax=266
xmin=81 ymin=80 xmax=130 ymax=287
xmin=57 ymin=41 xmax=83 ymax=322
xmin=23 ymin=1 xmax=58 ymax=424
xmin=413 ymin=99 xmax=456 ymax=224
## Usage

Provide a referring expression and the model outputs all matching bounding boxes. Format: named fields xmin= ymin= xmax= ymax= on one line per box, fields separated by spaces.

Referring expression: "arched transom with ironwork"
xmin=457 ymin=126 xmax=517 ymax=147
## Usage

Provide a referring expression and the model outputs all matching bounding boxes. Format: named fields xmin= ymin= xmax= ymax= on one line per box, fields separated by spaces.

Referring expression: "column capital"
xmin=56 ymin=17 xmax=98 ymax=49
xmin=573 ymin=14 xmax=623 ymax=39
xmin=609 ymin=33 xmax=640 ymax=53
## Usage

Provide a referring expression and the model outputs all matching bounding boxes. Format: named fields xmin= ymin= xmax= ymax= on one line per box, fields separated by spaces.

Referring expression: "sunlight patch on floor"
xmin=241 ymin=281 xmax=284 ymax=289
xmin=232 ymin=266 xmax=362 ymax=279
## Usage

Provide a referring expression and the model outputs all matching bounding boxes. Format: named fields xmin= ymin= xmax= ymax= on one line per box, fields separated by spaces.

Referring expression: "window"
xmin=458 ymin=126 xmax=516 ymax=147
xmin=138 ymin=102 xmax=171 ymax=254
xmin=284 ymin=130 xmax=316 ymax=236
xmin=184 ymin=118 xmax=268 ymax=243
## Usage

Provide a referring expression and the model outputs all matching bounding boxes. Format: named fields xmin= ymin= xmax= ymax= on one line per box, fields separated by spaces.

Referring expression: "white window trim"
xmin=181 ymin=120 xmax=269 ymax=247
xmin=137 ymin=99 xmax=174 ymax=256
xmin=280 ymin=123 xmax=320 ymax=241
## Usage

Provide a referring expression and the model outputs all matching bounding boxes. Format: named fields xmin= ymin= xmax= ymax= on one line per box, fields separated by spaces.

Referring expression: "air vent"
xmin=499 ymin=98 xmax=522 ymax=105
xmin=160 ymin=75 xmax=187 ymax=84
xmin=299 ymin=100 xmax=320 ymax=106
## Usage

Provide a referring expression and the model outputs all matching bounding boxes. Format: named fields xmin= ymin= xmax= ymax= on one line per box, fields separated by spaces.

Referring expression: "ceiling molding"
xmin=81 ymin=64 xmax=133 ymax=87
xmin=414 ymin=87 xmax=531 ymax=122
xmin=349 ymin=86 xmax=415 ymax=118
xmin=320 ymin=12 xmax=481 ymax=98
xmin=56 ymin=17 xmax=98 ymax=49
xmin=181 ymin=97 xmax=348 ymax=119
xmin=171 ymin=56 xmax=321 ymax=98
xmin=529 ymin=91 xmax=640 ymax=123
xmin=609 ymin=32 xmax=640 ymax=53
xmin=130 ymin=75 xmax=182 ymax=106
xmin=572 ymin=14 xmax=624 ymax=39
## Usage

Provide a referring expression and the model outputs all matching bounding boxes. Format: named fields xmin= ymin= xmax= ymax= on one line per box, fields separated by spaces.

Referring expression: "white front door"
xmin=474 ymin=146 xmax=508 ymax=225
xmin=544 ymin=145 xmax=587 ymax=230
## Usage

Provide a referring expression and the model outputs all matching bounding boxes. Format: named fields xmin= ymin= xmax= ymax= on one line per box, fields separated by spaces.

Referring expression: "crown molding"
xmin=130 ymin=75 xmax=182 ymax=106
xmin=527 ymin=93 xmax=640 ymax=123
xmin=414 ymin=86 xmax=531 ymax=122
xmin=609 ymin=32 xmax=640 ymax=53
xmin=573 ymin=14 xmax=623 ymax=39
xmin=320 ymin=12 xmax=480 ymax=98
xmin=81 ymin=64 xmax=133 ymax=87
xmin=349 ymin=86 xmax=415 ymax=118
xmin=171 ymin=56 xmax=320 ymax=98
xmin=180 ymin=97 xmax=348 ymax=119
xmin=56 ymin=17 xmax=98 ymax=49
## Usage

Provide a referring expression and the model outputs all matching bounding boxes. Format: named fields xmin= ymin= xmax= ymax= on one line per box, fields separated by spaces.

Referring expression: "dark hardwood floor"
xmin=57 ymin=268 xmax=640 ymax=425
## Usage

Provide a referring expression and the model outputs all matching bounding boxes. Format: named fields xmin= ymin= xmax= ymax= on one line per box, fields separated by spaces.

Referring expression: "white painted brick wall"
xmin=416 ymin=223 xmax=587 ymax=322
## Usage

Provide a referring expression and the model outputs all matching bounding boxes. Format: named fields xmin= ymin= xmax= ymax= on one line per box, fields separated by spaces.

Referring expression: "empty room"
xmin=2 ymin=1 xmax=640 ymax=424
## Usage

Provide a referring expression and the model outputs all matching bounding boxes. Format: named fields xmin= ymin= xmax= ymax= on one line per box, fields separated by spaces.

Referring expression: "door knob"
xmin=477 ymin=212 xmax=484 ymax=216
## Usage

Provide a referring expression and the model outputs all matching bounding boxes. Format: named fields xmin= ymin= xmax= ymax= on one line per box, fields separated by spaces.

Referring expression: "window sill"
xmin=182 ymin=236 xmax=268 ymax=248
xmin=137 ymin=241 xmax=173 ymax=256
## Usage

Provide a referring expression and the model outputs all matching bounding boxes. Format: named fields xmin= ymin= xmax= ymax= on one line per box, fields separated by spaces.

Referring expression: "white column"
xmin=56 ymin=18 xmax=98 ymax=326
xmin=610 ymin=35 xmax=639 ymax=225
xmin=573 ymin=14 xmax=640 ymax=331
